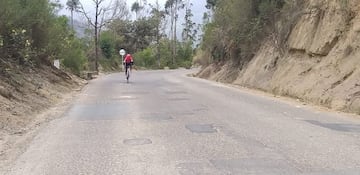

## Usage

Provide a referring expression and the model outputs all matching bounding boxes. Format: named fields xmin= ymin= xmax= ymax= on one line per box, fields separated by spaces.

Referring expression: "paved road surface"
xmin=6 ymin=69 xmax=360 ymax=174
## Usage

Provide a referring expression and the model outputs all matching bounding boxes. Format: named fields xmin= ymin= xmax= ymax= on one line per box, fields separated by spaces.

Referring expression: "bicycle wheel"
xmin=126 ymin=67 xmax=130 ymax=83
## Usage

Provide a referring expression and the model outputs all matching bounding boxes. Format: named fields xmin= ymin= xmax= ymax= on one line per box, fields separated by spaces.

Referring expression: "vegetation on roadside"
xmin=0 ymin=0 xmax=308 ymax=76
xmin=0 ymin=0 xmax=87 ymax=75
xmin=196 ymin=0 xmax=304 ymax=68
xmin=102 ymin=0 xmax=198 ymax=70
xmin=1 ymin=0 xmax=199 ymax=78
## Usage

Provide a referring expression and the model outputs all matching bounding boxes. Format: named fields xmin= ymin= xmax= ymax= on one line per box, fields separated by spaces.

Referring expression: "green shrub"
xmin=61 ymin=40 xmax=86 ymax=75
xmin=199 ymin=0 xmax=287 ymax=67
xmin=134 ymin=47 xmax=156 ymax=68
xmin=99 ymin=58 xmax=121 ymax=71
xmin=100 ymin=31 xmax=115 ymax=59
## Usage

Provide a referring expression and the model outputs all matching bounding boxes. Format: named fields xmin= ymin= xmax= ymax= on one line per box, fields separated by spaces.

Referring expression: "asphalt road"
xmin=6 ymin=69 xmax=360 ymax=175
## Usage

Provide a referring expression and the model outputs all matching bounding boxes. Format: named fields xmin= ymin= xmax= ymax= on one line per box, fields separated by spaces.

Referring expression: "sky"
xmin=58 ymin=0 xmax=207 ymax=25
xmin=57 ymin=0 xmax=207 ymax=40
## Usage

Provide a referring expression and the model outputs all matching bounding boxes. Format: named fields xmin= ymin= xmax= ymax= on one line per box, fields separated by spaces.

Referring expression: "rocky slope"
xmin=198 ymin=0 xmax=360 ymax=114
xmin=0 ymin=62 xmax=85 ymax=169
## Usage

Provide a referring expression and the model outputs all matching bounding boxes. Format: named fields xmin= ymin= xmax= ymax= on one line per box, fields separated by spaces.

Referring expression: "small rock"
xmin=13 ymin=130 xmax=24 ymax=135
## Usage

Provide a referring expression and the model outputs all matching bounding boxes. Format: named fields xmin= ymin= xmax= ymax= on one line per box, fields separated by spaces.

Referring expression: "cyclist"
xmin=123 ymin=53 xmax=134 ymax=77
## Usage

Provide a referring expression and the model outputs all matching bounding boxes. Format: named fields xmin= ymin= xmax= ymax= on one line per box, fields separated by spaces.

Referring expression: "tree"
xmin=165 ymin=0 xmax=184 ymax=65
xmin=0 ymin=0 xmax=55 ymax=64
xmin=108 ymin=19 xmax=134 ymax=53
xmin=150 ymin=0 xmax=165 ymax=67
xmin=198 ymin=0 xmax=288 ymax=67
xmin=131 ymin=0 xmax=148 ymax=19
xmin=133 ymin=18 xmax=157 ymax=51
xmin=108 ymin=17 xmax=157 ymax=55
xmin=66 ymin=0 xmax=80 ymax=30
xmin=205 ymin=0 xmax=217 ymax=10
xmin=182 ymin=1 xmax=197 ymax=44
xmin=79 ymin=0 xmax=129 ymax=72
xmin=100 ymin=31 xmax=114 ymax=59
xmin=165 ymin=0 xmax=175 ymax=65
xmin=0 ymin=0 xmax=87 ymax=74
xmin=131 ymin=2 xmax=142 ymax=19
xmin=131 ymin=1 xmax=143 ymax=52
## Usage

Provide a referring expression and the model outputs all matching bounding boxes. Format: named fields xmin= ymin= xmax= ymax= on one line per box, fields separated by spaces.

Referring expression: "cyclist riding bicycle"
xmin=123 ymin=53 xmax=134 ymax=76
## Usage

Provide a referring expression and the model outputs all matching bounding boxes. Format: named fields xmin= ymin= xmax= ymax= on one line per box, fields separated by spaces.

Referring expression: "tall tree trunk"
xmin=95 ymin=2 xmax=99 ymax=72
xmin=184 ymin=0 xmax=190 ymax=42
xmin=173 ymin=1 xmax=178 ymax=66
xmin=156 ymin=22 xmax=160 ymax=68
xmin=170 ymin=5 xmax=175 ymax=65
xmin=154 ymin=0 xmax=161 ymax=68
xmin=71 ymin=10 xmax=74 ymax=30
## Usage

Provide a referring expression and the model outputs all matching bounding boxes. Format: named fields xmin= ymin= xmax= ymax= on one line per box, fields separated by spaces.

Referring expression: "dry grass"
xmin=0 ymin=86 xmax=12 ymax=99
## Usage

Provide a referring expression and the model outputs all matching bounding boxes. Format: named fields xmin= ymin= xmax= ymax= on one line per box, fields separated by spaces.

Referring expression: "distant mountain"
xmin=72 ymin=19 xmax=89 ymax=38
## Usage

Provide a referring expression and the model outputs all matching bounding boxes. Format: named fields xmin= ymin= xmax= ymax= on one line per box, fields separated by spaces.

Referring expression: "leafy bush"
xmin=176 ymin=42 xmax=193 ymax=67
xmin=199 ymin=0 xmax=287 ymax=67
xmin=61 ymin=40 xmax=86 ymax=75
xmin=0 ymin=0 xmax=54 ymax=64
xmin=99 ymin=58 xmax=121 ymax=71
xmin=0 ymin=0 xmax=90 ymax=75
xmin=131 ymin=39 xmax=194 ymax=69
xmin=100 ymin=31 xmax=115 ymax=59
xmin=134 ymin=47 xmax=156 ymax=68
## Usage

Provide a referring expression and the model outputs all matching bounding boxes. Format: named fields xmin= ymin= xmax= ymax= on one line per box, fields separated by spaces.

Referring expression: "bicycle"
xmin=124 ymin=63 xmax=131 ymax=83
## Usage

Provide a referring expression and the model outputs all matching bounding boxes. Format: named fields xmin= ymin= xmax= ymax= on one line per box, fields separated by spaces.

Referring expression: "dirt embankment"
xmin=197 ymin=0 xmax=360 ymax=114
xmin=0 ymin=61 xmax=86 ymax=169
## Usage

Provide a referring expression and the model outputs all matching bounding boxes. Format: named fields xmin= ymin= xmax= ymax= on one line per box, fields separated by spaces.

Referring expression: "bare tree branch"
xmin=78 ymin=0 xmax=129 ymax=72
xmin=79 ymin=1 xmax=95 ymax=27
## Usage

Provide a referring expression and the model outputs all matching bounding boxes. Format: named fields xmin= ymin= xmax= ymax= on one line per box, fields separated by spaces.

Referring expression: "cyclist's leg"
xmin=129 ymin=65 xmax=132 ymax=78
xmin=127 ymin=64 xmax=131 ymax=75
xmin=124 ymin=63 xmax=127 ymax=75
xmin=125 ymin=64 xmax=128 ymax=75
xmin=126 ymin=64 xmax=130 ymax=77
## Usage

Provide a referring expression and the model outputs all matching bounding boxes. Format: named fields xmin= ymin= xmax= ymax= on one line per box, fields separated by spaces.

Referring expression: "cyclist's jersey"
xmin=124 ymin=54 xmax=133 ymax=63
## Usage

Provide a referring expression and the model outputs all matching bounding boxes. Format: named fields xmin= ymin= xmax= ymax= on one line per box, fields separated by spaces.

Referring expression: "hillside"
xmin=0 ymin=60 xmax=85 ymax=168
xmin=0 ymin=62 xmax=84 ymax=131
xmin=197 ymin=0 xmax=360 ymax=114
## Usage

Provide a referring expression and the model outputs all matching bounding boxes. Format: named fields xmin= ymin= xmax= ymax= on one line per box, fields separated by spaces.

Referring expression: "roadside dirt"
xmin=197 ymin=0 xmax=360 ymax=115
xmin=0 ymin=62 xmax=87 ymax=171
xmin=192 ymin=72 xmax=359 ymax=120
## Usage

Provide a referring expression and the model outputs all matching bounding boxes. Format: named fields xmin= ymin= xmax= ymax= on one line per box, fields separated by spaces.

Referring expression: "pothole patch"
xmin=185 ymin=124 xmax=217 ymax=133
xmin=112 ymin=96 xmax=137 ymax=100
xmin=210 ymin=158 xmax=299 ymax=174
xmin=123 ymin=138 xmax=152 ymax=146
xmin=193 ymin=108 xmax=208 ymax=112
xmin=122 ymin=91 xmax=149 ymax=95
xmin=165 ymin=91 xmax=188 ymax=94
xmin=142 ymin=115 xmax=173 ymax=121
xmin=168 ymin=98 xmax=190 ymax=101
xmin=174 ymin=111 xmax=195 ymax=116
xmin=139 ymin=113 xmax=173 ymax=121
xmin=176 ymin=162 xmax=215 ymax=175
